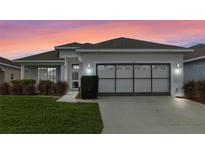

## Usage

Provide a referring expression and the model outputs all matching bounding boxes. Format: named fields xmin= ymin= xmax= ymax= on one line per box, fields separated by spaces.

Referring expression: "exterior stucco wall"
xmin=184 ymin=59 xmax=205 ymax=82
xmin=0 ymin=64 xmax=20 ymax=83
xmin=79 ymin=52 xmax=184 ymax=96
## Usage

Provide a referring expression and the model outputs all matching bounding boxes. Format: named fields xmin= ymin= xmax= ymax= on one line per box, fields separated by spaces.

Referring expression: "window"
xmin=72 ymin=64 xmax=79 ymax=70
xmin=38 ymin=68 xmax=56 ymax=82
xmin=10 ymin=73 xmax=14 ymax=80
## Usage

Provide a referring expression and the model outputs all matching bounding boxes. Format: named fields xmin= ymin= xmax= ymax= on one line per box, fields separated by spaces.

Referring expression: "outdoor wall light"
xmin=86 ymin=63 xmax=92 ymax=75
xmin=175 ymin=64 xmax=181 ymax=75
xmin=176 ymin=64 xmax=180 ymax=68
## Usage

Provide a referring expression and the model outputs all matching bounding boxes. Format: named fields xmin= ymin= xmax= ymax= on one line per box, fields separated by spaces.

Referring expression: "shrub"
xmin=81 ymin=76 xmax=98 ymax=99
xmin=183 ymin=80 xmax=197 ymax=98
xmin=38 ymin=80 xmax=55 ymax=95
xmin=55 ymin=81 xmax=68 ymax=96
xmin=197 ymin=80 xmax=205 ymax=100
xmin=11 ymin=84 xmax=23 ymax=95
xmin=11 ymin=79 xmax=36 ymax=95
xmin=0 ymin=82 xmax=11 ymax=95
xmin=23 ymin=79 xmax=36 ymax=95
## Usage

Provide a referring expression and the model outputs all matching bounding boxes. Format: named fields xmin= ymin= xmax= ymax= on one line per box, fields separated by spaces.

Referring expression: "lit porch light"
xmin=86 ymin=63 xmax=92 ymax=75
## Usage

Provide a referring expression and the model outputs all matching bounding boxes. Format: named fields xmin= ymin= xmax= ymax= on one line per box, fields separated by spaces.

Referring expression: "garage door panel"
xmin=116 ymin=65 xmax=133 ymax=78
xmin=99 ymin=79 xmax=115 ymax=93
xmin=152 ymin=79 xmax=169 ymax=92
xmin=152 ymin=65 xmax=169 ymax=78
xmin=134 ymin=65 xmax=151 ymax=78
xmin=97 ymin=65 xmax=115 ymax=78
xmin=134 ymin=79 xmax=151 ymax=92
xmin=116 ymin=79 xmax=133 ymax=92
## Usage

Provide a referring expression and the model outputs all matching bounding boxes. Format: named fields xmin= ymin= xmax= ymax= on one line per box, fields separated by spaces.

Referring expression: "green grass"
xmin=0 ymin=96 xmax=103 ymax=134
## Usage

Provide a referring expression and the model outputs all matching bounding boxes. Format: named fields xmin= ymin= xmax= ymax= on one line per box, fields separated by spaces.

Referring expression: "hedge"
xmin=55 ymin=81 xmax=68 ymax=96
xmin=0 ymin=79 xmax=68 ymax=96
xmin=81 ymin=76 xmax=98 ymax=99
xmin=38 ymin=80 xmax=55 ymax=95
xmin=184 ymin=80 xmax=205 ymax=100
xmin=11 ymin=79 xmax=36 ymax=95
xmin=0 ymin=82 xmax=11 ymax=95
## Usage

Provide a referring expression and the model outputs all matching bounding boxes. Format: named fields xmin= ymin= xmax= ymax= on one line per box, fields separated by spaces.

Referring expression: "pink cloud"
xmin=1 ymin=20 xmax=205 ymax=59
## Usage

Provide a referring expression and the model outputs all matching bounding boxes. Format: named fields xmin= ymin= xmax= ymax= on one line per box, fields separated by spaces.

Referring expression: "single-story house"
xmin=0 ymin=57 xmax=21 ymax=83
xmin=184 ymin=44 xmax=205 ymax=82
xmin=14 ymin=37 xmax=193 ymax=96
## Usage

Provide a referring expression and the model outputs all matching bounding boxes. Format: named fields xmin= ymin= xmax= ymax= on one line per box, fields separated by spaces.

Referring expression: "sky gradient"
xmin=0 ymin=20 xmax=205 ymax=59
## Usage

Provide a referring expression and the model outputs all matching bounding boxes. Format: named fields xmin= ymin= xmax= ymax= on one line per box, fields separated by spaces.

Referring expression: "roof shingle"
xmin=14 ymin=50 xmax=62 ymax=61
xmin=81 ymin=37 xmax=186 ymax=49
xmin=184 ymin=44 xmax=205 ymax=61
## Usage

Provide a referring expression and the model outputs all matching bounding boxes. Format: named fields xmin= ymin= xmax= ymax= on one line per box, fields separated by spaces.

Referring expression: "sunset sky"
xmin=0 ymin=20 xmax=205 ymax=59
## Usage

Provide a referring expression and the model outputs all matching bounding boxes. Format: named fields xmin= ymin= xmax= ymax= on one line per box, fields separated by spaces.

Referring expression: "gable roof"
xmin=15 ymin=37 xmax=190 ymax=62
xmin=56 ymin=37 xmax=187 ymax=49
xmin=14 ymin=50 xmax=63 ymax=61
xmin=184 ymin=44 xmax=205 ymax=62
xmin=0 ymin=57 xmax=20 ymax=68
xmin=80 ymin=37 xmax=187 ymax=49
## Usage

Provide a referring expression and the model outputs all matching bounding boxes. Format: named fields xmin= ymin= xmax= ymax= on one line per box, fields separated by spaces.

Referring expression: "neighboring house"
xmin=184 ymin=44 xmax=205 ymax=82
xmin=14 ymin=37 xmax=192 ymax=96
xmin=0 ymin=57 xmax=21 ymax=83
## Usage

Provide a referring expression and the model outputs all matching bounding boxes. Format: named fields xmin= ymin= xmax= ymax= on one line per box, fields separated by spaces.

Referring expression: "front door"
xmin=71 ymin=64 xmax=79 ymax=89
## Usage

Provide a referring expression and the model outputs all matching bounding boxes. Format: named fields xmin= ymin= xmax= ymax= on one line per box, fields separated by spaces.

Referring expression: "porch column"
xmin=60 ymin=65 xmax=64 ymax=81
xmin=21 ymin=65 xmax=25 ymax=80
xmin=64 ymin=57 xmax=69 ymax=82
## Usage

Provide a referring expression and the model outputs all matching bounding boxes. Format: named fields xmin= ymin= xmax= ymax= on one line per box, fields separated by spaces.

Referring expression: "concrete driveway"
xmin=98 ymin=96 xmax=205 ymax=134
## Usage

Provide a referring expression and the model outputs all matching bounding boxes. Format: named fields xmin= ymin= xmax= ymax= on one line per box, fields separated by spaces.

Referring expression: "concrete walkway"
xmin=98 ymin=96 xmax=205 ymax=134
xmin=57 ymin=91 xmax=97 ymax=103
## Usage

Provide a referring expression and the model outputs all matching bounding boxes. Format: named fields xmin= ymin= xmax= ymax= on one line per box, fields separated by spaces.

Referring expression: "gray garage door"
xmin=97 ymin=63 xmax=170 ymax=96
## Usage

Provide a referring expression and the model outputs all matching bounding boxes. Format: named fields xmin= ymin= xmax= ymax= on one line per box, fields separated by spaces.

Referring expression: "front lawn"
xmin=0 ymin=96 xmax=103 ymax=134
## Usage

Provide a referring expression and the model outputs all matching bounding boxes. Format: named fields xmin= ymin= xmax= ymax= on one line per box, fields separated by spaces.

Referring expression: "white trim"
xmin=0 ymin=62 xmax=20 ymax=69
xmin=184 ymin=56 xmax=205 ymax=63
xmin=76 ymin=49 xmax=193 ymax=53
xmin=14 ymin=60 xmax=64 ymax=63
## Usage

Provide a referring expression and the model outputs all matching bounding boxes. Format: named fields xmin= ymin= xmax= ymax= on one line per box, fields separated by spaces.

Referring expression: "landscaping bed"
xmin=181 ymin=80 xmax=205 ymax=105
xmin=0 ymin=96 xmax=103 ymax=134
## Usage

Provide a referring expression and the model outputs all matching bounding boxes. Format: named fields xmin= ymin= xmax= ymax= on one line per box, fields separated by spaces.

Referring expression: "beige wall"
xmin=0 ymin=64 xmax=21 ymax=83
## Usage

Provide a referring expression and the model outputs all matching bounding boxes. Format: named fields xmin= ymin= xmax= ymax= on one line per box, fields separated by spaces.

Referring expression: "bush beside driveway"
xmin=0 ymin=96 xmax=103 ymax=134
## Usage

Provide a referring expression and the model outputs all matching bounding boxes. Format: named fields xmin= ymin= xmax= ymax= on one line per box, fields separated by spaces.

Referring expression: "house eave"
xmin=184 ymin=56 xmax=205 ymax=63
xmin=76 ymin=49 xmax=193 ymax=53
xmin=0 ymin=62 xmax=20 ymax=69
